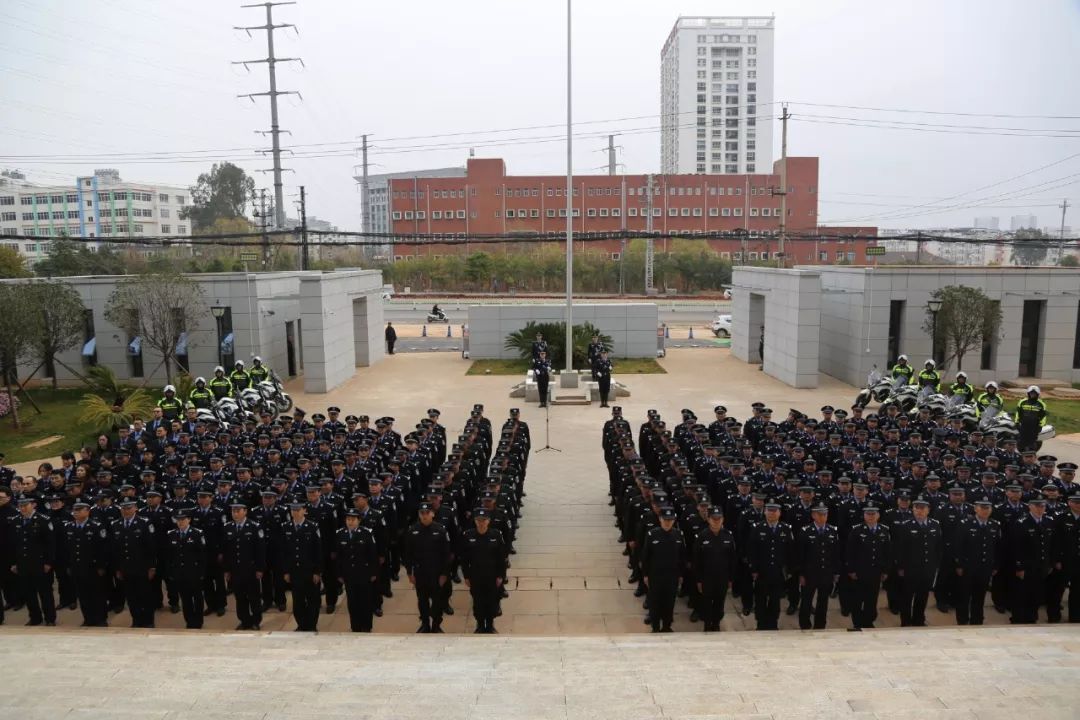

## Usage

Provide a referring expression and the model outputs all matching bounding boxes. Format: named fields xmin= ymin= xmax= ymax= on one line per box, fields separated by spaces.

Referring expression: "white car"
xmin=711 ymin=314 xmax=732 ymax=338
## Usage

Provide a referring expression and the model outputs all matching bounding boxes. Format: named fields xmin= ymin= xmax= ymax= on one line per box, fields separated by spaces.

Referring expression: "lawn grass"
xmin=0 ymin=388 xmax=98 ymax=464
xmin=1051 ymin=399 xmax=1080 ymax=436
xmin=466 ymin=358 xmax=666 ymax=376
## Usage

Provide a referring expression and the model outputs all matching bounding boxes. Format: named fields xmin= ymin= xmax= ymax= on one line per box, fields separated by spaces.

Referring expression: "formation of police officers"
xmin=0 ymin=401 xmax=531 ymax=634
xmin=530 ymin=333 xmax=614 ymax=408
xmin=603 ymin=401 xmax=1080 ymax=632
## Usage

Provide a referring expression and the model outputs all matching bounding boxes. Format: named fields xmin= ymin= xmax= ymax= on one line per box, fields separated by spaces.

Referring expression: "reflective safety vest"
xmin=229 ymin=369 xmax=251 ymax=392
xmin=157 ymin=396 xmax=183 ymax=420
xmin=189 ymin=387 xmax=213 ymax=409
xmin=249 ymin=365 xmax=269 ymax=384
xmin=1014 ymin=398 xmax=1047 ymax=427
xmin=917 ymin=369 xmax=940 ymax=390
xmin=209 ymin=376 xmax=232 ymax=400
xmin=891 ymin=364 xmax=914 ymax=383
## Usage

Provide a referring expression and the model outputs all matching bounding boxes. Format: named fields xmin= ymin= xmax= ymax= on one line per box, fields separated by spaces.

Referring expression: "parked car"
xmin=711 ymin=314 xmax=732 ymax=338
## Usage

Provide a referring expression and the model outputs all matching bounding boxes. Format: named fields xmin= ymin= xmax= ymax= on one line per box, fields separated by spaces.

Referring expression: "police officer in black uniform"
xmin=10 ymin=496 xmax=57 ymax=626
xmin=221 ymin=502 xmax=267 ymax=630
xmin=693 ymin=506 xmax=736 ymax=632
xmin=460 ymin=507 xmax=508 ymax=633
xmin=796 ymin=505 xmax=841 ymax=630
xmin=533 ymin=350 xmax=552 ymax=408
xmin=893 ymin=499 xmax=943 ymax=627
xmin=845 ymin=506 xmax=892 ymax=630
xmin=280 ymin=502 xmax=323 ymax=632
xmin=334 ymin=508 xmax=379 ymax=632
xmin=404 ymin=501 xmax=452 ymax=633
xmin=1009 ymin=497 xmax=1055 ymax=624
xmin=643 ymin=506 xmax=686 ymax=633
xmin=746 ymin=502 xmax=794 ymax=630
xmin=953 ymin=500 xmax=1002 ymax=625
xmin=1056 ymin=494 xmax=1080 ymax=623
xmin=166 ymin=508 xmax=207 ymax=629
xmin=111 ymin=499 xmax=158 ymax=628
xmin=62 ymin=500 xmax=108 ymax=627
xmin=593 ymin=350 xmax=614 ymax=408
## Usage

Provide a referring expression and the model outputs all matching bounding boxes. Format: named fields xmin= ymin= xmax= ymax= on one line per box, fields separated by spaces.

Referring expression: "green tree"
xmin=504 ymin=321 xmax=612 ymax=370
xmin=465 ymin=252 xmax=495 ymax=288
xmin=1060 ymin=254 xmax=1078 ymax=267
xmin=182 ymin=162 xmax=256 ymax=231
xmin=0 ymin=246 xmax=30 ymax=278
xmin=35 ymin=238 xmax=127 ymax=277
xmin=1011 ymin=228 xmax=1051 ymax=266
xmin=922 ymin=286 xmax=1002 ymax=372
xmin=105 ymin=272 xmax=207 ymax=383
xmin=0 ymin=284 xmax=40 ymax=427
xmin=24 ymin=281 xmax=87 ymax=389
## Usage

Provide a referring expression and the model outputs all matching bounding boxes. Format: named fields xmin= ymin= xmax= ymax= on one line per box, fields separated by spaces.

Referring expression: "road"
xmin=383 ymin=297 xmax=732 ymax=330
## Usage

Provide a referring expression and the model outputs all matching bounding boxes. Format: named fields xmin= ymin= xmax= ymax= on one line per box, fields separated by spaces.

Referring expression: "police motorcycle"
xmin=853 ymin=366 xmax=897 ymax=409
xmin=878 ymin=377 xmax=919 ymax=414
xmin=942 ymin=394 xmax=980 ymax=431
xmin=256 ymin=370 xmax=292 ymax=414
xmin=979 ymin=404 xmax=1056 ymax=451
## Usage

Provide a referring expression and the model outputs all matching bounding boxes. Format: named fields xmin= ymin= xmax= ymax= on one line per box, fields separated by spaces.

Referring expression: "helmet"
xmin=163 ymin=385 xmax=176 ymax=393
xmin=234 ymin=361 xmax=245 ymax=369
xmin=898 ymin=355 xmax=908 ymax=362
xmin=956 ymin=372 xmax=967 ymax=380
xmin=1027 ymin=385 xmax=1040 ymax=395
xmin=214 ymin=366 xmax=225 ymax=374
xmin=195 ymin=377 xmax=206 ymax=385
xmin=252 ymin=356 xmax=262 ymax=364
xmin=985 ymin=381 xmax=998 ymax=390
xmin=924 ymin=359 xmax=936 ymax=368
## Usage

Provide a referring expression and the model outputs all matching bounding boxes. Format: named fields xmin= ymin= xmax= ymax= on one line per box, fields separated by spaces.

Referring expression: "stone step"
xmin=552 ymin=392 xmax=590 ymax=405
xmin=1001 ymin=377 xmax=1071 ymax=389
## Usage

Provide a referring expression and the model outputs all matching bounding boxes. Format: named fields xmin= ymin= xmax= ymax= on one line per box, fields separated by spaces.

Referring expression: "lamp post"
xmin=211 ymin=306 xmax=226 ymax=367
xmin=927 ymin=297 xmax=943 ymax=365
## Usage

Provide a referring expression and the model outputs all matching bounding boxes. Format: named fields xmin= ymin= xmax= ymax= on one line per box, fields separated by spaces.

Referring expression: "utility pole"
xmin=777 ymin=104 xmax=789 ymax=266
xmin=299 ymin=185 xmax=309 ymax=270
xmin=1058 ymin=198 xmax=1070 ymax=264
xmin=645 ymin=174 xmax=655 ymax=294
xmin=915 ymin=231 xmax=923 ymax=265
xmin=235 ymin=1 xmax=302 ymax=231
xmin=607 ymin=134 xmax=617 ymax=176
xmin=258 ymin=188 xmax=270 ymax=268
xmin=360 ymin=134 xmax=370 ymax=232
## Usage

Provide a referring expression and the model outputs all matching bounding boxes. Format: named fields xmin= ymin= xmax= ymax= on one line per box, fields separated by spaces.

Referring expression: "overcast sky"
xmin=2 ymin=0 xmax=1079 ymax=232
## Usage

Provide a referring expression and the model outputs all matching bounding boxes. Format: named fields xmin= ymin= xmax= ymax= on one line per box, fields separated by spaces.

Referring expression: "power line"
xmin=788 ymin=101 xmax=1080 ymax=121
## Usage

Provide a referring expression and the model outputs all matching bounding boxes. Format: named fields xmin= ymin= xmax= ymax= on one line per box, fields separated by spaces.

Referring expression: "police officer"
xmin=221 ymin=502 xmax=267 ymax=630
xmin=157 ymin=385 xmax=183 ymax=422
xmin=1056 ymin=494 xmax=1080 ymax=623
xmin=111 ymin=499 xmax=158 ymax=628
xmin=587 ymin=334 xmax=604 ymax=380
xmin=593 ymin=350 xmax=614 ymax=408
xmin=894 ymin=499 xmax=943 ymax=627
xmin=249 ymin=356 xmax=270 ymax=384
xmin=949 ymin=372 xmax=974 ymax=404
xmin=531 ymin=332 xmax=548 ymax=361
xmin=533 ymin=350 xmax=552 ymax=408
xmin=404 ymin=502 xmax=452 ymax=633
xmin=460 ymin=507 xmax=508 ymax=633
xmin=209 ymin=367 xmax=232 ymax=401
xmin=188 ymin=377 xmax=213 ymax=410
xmin=890 ymin=355 xmax=914 ymax=384
xmin=746 ymin=502 xmax=794 ymax=631
xmin=11 ymin=496 xmax=57 ymax=626
xmin=191 ymin=490 xmax=226 ymax=617
xmin=917 ymin=359 xmax=940 ymax=393
xmin=693 ymin=506 xmax=736 ymax=632
xmin=62 ymin=501 xmax=109 ymax=627
xmin=1009 ymin=497 xmax=1055 ymax=624
xmin=1014 ymin=386 xmax=1048 ymax=452
xmin=280 ymin=502 xmax=323 ymax=632
xmin=166 ymin=509 xmax=206 ymax=629
xmin=953 ymin=500 xmax=1002 ymax=625
xmin=643 ymin=506 xmax=686 ymax=633
xmin=334 ymin=508 xmax=379 ymax=632
xmin=229 ymin=361 xmax=252 ymax=394
xmin=796 ymin=505 xmax=841 ymax=630
xmin=845 ymin=506 xmax=892 ymax=630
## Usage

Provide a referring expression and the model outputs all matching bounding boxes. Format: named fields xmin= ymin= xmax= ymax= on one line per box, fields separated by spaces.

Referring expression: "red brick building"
xmin=386 ymin=157 xmax=877 ymax=264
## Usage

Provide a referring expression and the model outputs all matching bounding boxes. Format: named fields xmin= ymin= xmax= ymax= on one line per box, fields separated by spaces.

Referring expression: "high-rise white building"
xmin=0 ymin=168 xmax=191 ymax=261
xmin=1010 ymin=214 xmax=1038 ymax=231
xmin=974 ymin=215 xmax=999 ymax=230
xmin=661 ymin=16 xmax=775 ymax=175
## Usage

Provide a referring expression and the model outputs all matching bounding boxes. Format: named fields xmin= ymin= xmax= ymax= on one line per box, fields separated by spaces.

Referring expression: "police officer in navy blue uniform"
xmin=280 ymin=502 xmax=323 ymax=632
xmin=10 ymin=496 xmax=57 ymax=626
xmin=796 ymin=505 xmax=841 ymax=630
xmin=845 ymin=506 xmax=892 ymax=630
xmin=251 ymin=489 xmax=288 ymax=612
xmin=166 ymin=508 xmax=206 ymax=629
xmin=221 ymin=502 xmax=267 ymax=630
xmin=111 ymin=499 xmax=158 ymax=628
xmin=643 ymin=505 xmax=686 ymax=633
xmin=1056 ymin=494 xmax=1080 ymax=623
xmin=404 ymin=501 xmax=452 ymax=633
xmin=460 ymin=507 xmax=508 ymax=633
xmin=746 ymin=502 xmax=794 ymax=630
xmin=61 ymin=500 xmax=109 ymax=627
xmin=953 ymin=500 xmax=1002 ymax=625
xmin=333 ymin=508 xmax=379 ymax=632
xmin=692 ymin=506 xmax=736 ymax=632
xmin=1009 ymin=497 xmax=1055 ymax=624
xmin=893 ymin=499 xmax=943 ymax=627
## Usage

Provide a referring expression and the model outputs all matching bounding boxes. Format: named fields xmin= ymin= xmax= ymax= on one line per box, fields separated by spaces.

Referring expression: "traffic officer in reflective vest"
xmin=209 ymin=367 xmax=232 ymax=400
xmin=62 ymin=501 xmax=108 ymax=627
xmin=157 ymin=386 xmax=183 ymax=421
xmin=221 ymin=503 xmax=267 ymax=630
xmin=333 ymin=508 xmax=379 ymax=632
xmin=229 ymin=361 xmax=252 ymax=393
xmin=188 ymin=378 xmax=213 ymax=410
xmin=459 ymin=507 xmax=508 ymax=634
xmin=249 ymin=356 xmax=270 ymax=384
xmin=166 ymin=509 xmax=207 ymax=629
xmin=1014 ymin=386 xmax=1048 ymax=452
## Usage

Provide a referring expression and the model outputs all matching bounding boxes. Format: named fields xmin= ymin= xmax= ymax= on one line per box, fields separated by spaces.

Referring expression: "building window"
xmin=456 ymin=210 xmax=465 ymax=219
xmin=391 ymin=211 xmax=402 ymax=221
xmin=432 ymin=211 xmax=442 ymax=220
xmin=415 ymin=211 xmax=425 ymax=219
xmin=668 ymin=209 xmax=678 ymax=217
xmin=733 ymin=208 xmax=743 ymax=217
xmin=586 ymin=209 xmax=596 ymax=218
xmin=750 ymin=208 xmax=759 ymax=217
xmin=160 ymin=208 xmax=170 ymax=218
xmin=571 ymin=209 xmax=580 ymax=217
xmin=495 ymin=211 xmax=502 ymax=219
xmin=530 ymin=209 xmax=539 ymax=218
xmin=708 ymin=208 xmax=719 ymax=217
xmin=611 ymin=208 xmax=620 ymax=217
xmin=546 ymin=209 xmax=556 ymax=218
xmin=177 ymin=225 xmax=186 ymax=234
xmin=161 ymin=224 xmax=171 ymax=233
xmin=692 ymin=208 xmax=703 ymax=217
xmin=404 ymin=211 xmax=414 ymax=220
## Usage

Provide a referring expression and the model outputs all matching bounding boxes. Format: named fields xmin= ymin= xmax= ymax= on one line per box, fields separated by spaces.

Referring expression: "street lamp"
xmin=927 ymin=298 xmax=943 ymax=365
xmin=211 ymin=306 xmax=226 ymax=367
